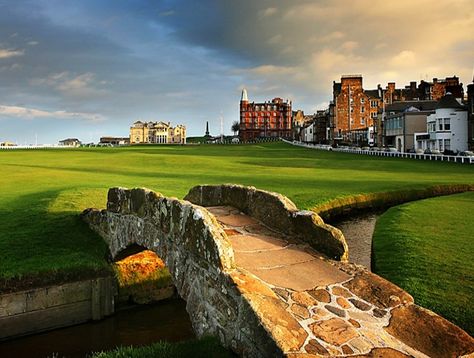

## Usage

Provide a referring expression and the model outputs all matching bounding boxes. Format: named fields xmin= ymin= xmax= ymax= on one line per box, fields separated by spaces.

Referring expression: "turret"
xmin=241 ymin=88 xmax=248 ymax=102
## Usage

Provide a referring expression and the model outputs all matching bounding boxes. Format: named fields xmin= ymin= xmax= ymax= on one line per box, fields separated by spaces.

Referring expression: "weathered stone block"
xmin=385 ymin=304 xmax=474 ymax=358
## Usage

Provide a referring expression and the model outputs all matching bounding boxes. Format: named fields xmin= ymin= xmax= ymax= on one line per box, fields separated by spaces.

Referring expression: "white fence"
xmin=0 ymin=145 xmax=73 ymax=150
xmin=283 ymin=140 xmax=474 ymax=165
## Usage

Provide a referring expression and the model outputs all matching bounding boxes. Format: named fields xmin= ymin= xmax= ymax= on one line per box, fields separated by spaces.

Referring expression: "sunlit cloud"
xmin=0 ymin=48 xmax=24 ymax=59
xmin=0 ymin=104 xmax=105 ymax=122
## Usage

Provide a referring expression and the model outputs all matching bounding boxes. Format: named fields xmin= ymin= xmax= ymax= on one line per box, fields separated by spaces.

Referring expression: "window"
xmin=350 ymin=107 xmax=354 ymax=113
xmin=361 ymin=107 xmax=365 ymax=113
xmin=361 ymin=118 xmax=365 ymax=125
xmin=444 ymin=139 xmax=450 ymax=150
xmin=361 ymin=98 xmax=365 ymax=104
xmin=371 ymin=112 xmax=377 ymax=118
xmin=444 ymin=118 xmax=450 ymax=131
xmin=438 ymin=119 xmax=443 ymax=131
xmin=371 ymin=100 xmax=378 ymax=108
xmin=438 ymin=139 xmax=443 ymax=151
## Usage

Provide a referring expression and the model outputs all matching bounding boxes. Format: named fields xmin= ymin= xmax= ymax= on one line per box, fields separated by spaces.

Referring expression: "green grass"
xmin=0 ymin=142 xmax=473 ymax=291
xmin=372 ymin=192 xmax=474 ymax=335
xmin=90 ymin=336 xmax=234 ymax=358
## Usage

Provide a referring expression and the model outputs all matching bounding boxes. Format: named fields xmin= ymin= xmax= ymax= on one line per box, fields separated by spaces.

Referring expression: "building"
xmin=0 ymin=141 xmax=16 ymax=147
xmin=467 ymin=81 xmax=474 ymax=150
xmin=332 ymin=75 xmax=381 ymax=145
xmin=418 ymin=76 xmax=464 ymax=101
xmin=129 ymin=121 xmax=186 ymax=144
xmin=384 ymin=102 xmax=436 ymax=152
xmin=99 ymin=137 xmax=130 ymax=146
xmin=59 ymin=138 xmax=81 ymax=147
xmin=331 ymin=74 xmax=464 ymax=147
xmin=415 ymin=94 xmax=467 ymax=153
xmin=239 ymin=88 xmax=292 ymax=141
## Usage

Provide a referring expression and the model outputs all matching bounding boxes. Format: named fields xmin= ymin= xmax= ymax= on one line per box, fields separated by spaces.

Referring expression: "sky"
xmin=0 ymin=0 xmax=473 ymax=144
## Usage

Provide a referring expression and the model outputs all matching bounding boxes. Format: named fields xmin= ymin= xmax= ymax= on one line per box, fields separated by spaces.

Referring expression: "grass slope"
xmin=372 ymin=192 xmax=474 ymax=335
xmin=0 ymin=142 xmax=473 ymax=290
xmin=90 ymin=336 xmax=234 ymax=358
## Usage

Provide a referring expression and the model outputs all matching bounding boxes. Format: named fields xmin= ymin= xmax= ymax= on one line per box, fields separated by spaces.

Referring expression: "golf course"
xmin=0 ymin=142 xmax=473 ymax=334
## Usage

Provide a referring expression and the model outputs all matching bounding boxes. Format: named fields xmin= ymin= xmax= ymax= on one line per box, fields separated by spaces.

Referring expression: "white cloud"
xmin=27 ymin=41 xmax=39 ymax=46
xmin=260 ymin=7 xmax=277 ymax=17
xmin=0 ymin=48 xmax=24 ymax=59
xmin=30 ymin=72 xmax=107 ymax=97
xmin=0 ymin=104 xmax=105 ymax=122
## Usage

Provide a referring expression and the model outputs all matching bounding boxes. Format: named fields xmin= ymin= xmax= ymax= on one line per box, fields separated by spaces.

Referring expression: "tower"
xmin=204 ymin=121 xmax=210 ymax=138
xmin=241 ymin=88 xmax=248 ymax=102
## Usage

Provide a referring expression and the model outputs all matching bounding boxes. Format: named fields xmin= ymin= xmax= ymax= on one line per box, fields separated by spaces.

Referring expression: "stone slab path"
xmin=206 ymin=206 xmax=473 ymax=358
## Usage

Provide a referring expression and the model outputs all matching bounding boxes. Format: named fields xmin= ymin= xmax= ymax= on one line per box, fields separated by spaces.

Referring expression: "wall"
xmin=0 ymin=276 xmax=115 ymax=340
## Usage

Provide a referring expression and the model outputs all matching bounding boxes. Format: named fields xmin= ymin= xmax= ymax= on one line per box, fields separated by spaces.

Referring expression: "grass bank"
xmin=0 ymin=142 xmax=473 ymax=291
xmin=90 ymin=336 xmax=234 ymax=358
xmin=372 ymin=192 xmax=474 ymax=335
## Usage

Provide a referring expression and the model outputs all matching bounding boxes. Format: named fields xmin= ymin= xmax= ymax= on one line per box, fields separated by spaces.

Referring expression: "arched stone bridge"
xmin=82 ymin=184 xmax=474 ymax=358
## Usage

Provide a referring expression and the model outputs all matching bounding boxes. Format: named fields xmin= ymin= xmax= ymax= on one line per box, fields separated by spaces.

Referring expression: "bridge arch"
xmin=82 ymin=187 xmax=289 ymax=356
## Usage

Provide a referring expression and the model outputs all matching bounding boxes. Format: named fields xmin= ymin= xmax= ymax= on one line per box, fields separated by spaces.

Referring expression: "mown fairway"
xmin=1 ymin=142 xmax=473 ymax=298
xmin=373 ymin=192 xmax=474 ymax=335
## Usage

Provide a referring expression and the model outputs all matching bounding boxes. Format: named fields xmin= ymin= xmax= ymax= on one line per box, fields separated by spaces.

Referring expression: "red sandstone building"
xmin=332 ymin=75 xmax=381 ymax=144
xmin=239 ymin=89 xmax=292 ymax=141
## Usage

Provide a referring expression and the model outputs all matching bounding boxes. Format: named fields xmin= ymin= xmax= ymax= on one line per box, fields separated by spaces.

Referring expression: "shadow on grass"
xmin=0 ymin=189 xmax=111 ymax=293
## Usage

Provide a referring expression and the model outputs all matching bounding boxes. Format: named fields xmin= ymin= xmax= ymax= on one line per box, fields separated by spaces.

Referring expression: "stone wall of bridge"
xmin=82 ymin=185 xmax=474 ymax=358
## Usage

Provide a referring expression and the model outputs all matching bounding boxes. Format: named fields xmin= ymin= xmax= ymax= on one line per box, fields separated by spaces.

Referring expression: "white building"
xmin=301 ymin=122 xmax=315 ymax=143
xmin=415 ymin=94 xmax=467 ymax=153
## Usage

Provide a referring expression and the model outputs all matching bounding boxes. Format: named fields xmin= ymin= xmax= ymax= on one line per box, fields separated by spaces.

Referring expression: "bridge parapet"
xmin=185 ymin=184 xmax=348 ymax=261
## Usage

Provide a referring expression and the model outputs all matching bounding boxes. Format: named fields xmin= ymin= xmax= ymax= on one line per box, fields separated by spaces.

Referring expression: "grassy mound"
xmin=372 ymin=192 xmax=474 ymax=335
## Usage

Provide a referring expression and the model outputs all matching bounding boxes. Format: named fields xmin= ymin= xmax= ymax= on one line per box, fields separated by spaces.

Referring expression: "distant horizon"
xmin=1 ymin=0 xmax=473 ymax=143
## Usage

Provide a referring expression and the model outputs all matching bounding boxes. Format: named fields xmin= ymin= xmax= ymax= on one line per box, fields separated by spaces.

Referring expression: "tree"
xmin=231 ymin=121 xmax=240 ymax=135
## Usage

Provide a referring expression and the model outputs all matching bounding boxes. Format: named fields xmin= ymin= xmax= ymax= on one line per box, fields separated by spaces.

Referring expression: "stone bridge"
xmin=81 ymin=184 xmax=474 ymax=358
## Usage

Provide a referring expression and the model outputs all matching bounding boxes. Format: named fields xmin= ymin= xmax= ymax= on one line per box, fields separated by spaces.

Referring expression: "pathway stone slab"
xmin=234 ymin=246 xmax=316 ymax=269
xmin=217 ymin=214 xmax=259 ymax=227
xmin=250 ymin=259 xmax=350 ymax=291
xmin=228 ymin=234 xmax=288 ymax=252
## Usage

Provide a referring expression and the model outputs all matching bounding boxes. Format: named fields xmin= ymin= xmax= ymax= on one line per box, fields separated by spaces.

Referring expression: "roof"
xmin=436 ymin=93 xmax=465 ymax=109
xmin=386 ymin=100 xmax=437 ymax=112
xmin=365 ymin=89 xmax=380 ymax=98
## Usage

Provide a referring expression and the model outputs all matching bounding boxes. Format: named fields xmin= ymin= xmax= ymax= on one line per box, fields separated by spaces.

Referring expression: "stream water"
xmin=0 ymin=298 xmax=194 ymax=358
xmin=330 ymin=213 xmax=379 ymax=271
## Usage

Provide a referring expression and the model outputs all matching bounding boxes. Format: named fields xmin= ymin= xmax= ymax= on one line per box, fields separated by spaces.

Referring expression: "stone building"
xmin=239 ymin=88 xmax=292 ymax=141
xmin=129 ymin=121 xmax=186 ymax=144
xmin=331 ymin=74 xmax=464 ymax=147
xmin=332 ymin=75 xmax=381 ymax=145
xmin=419 ymin=76 xmax=464 ymax=101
